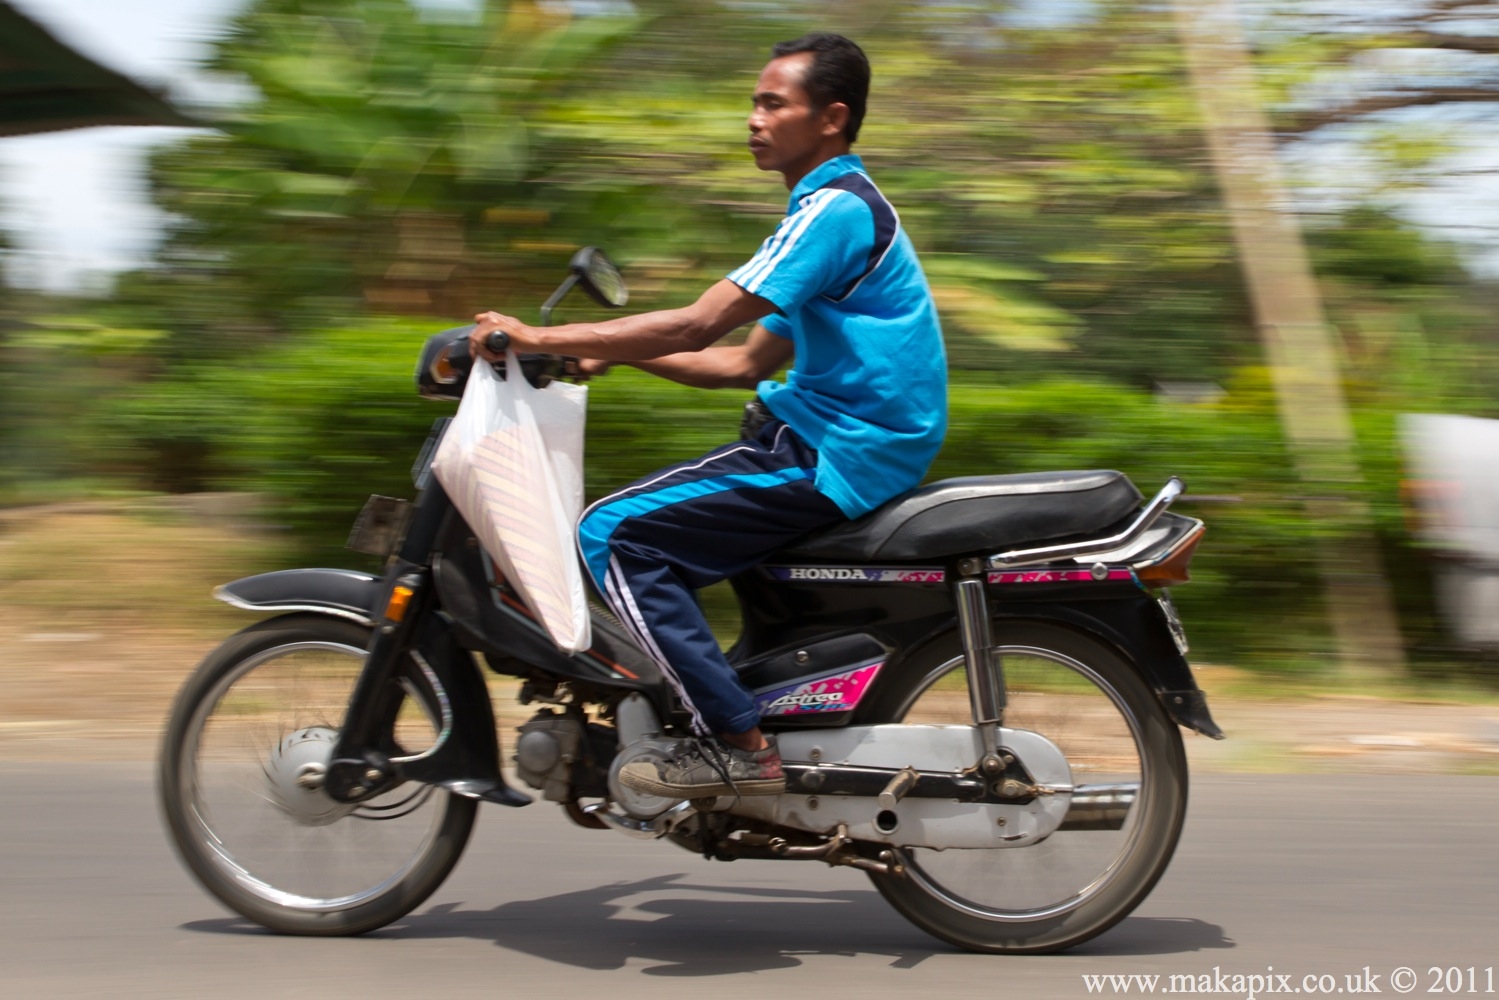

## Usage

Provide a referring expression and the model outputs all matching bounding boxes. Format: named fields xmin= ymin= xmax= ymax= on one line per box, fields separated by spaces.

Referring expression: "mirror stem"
xmin=539 ymin=273 xmax=580 ymax=328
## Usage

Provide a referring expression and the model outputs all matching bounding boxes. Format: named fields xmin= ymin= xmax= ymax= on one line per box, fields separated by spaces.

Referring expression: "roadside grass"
xmin=0 ymin=499 xmax=291 ymax=739
xmin=925 ymin=656 xmax=1499 ymax=707
xmin=0 ymin=502 xmax=282 ymax=631
xmin=1190 ymin=662 xmax=1499 ymax=707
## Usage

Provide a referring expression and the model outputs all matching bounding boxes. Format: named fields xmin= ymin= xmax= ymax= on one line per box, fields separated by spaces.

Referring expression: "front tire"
xmin=158 ymin=614 xmax=477 ymax=936
xmin=863 ymin=621 xmax=1187 ymax=954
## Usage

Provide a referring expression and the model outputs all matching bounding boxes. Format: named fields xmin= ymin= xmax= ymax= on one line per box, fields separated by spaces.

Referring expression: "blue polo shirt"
xmin=727 ymin=154 xmax=947 ymax=518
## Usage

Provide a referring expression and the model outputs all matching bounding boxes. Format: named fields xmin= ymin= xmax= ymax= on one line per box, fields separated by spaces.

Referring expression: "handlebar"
xmin=479 ymin=329 xmax=581 ymax=379
xmin=462 ymin=328 xmax=579 ymax=384
xmin=421 ymin=323 xmax=583 ymax=399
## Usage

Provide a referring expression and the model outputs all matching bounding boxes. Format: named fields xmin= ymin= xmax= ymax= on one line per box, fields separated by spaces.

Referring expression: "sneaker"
xmin=618 ymin=736 xmax=786 ymax=798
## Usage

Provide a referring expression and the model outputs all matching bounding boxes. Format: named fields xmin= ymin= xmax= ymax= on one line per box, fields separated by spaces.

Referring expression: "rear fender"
xmin=214 ymin=568 xmax=380 ymax=625
xmin=887 ymin=597 xmax=1224 ymax=740
xmin=1013 ymin=598 xmax=1223 ymax=739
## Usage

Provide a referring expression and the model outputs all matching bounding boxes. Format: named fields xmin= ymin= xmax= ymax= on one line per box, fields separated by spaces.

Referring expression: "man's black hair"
xmin=770 ymin=33 xmax=870 ymax=144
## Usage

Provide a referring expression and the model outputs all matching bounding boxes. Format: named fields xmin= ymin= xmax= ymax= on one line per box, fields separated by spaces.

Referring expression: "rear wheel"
xmin=863 ymin=621 xmax=1187 ymax=953
xmin=158 ymin=614 xmax=477 ymax=935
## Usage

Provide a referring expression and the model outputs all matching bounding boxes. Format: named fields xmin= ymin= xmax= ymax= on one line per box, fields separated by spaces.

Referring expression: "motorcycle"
xmin=158 ymin=247 xmax=1223 ymax=954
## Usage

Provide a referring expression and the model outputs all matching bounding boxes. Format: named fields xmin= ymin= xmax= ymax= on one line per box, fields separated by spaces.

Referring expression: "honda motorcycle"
xmin=158 ymin=248 xmax=1223 ymax=954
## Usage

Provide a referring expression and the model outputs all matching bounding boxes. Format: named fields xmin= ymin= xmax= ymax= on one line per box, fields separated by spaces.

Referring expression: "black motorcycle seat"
xmin=776 ymin=469 xmax=1143 ymax=563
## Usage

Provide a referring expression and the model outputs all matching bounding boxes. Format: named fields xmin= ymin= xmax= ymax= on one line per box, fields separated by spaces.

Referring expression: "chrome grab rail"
xmin=986 ymin=477 xmax=1185 ymax=569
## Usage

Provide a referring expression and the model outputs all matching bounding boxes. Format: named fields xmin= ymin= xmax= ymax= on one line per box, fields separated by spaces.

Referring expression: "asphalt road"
xmin=2 ymin=763 xmax=1496 ymax=999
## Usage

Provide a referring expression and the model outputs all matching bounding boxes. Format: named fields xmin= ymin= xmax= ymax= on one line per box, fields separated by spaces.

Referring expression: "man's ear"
xmin=821 ymin=102 xmax=850 ymax=137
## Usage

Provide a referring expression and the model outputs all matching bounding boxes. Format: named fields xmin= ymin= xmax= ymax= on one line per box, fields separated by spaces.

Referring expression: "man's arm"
xmin=469 ymin=278 xmax=776 ymax=363
xmin=609 ymin=324 xmax=793 ymax=389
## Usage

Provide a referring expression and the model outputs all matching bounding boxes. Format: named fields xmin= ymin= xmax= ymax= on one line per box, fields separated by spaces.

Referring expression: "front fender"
xmin=214 ymin=568 xmax=380 ymax=626
xmin=219 ymin=570 xmax=530 ymax=806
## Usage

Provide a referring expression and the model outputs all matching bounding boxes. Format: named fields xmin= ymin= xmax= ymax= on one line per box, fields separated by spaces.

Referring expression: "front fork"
xmin=320 ymin=556 xmax=428 ymax=803
xmin=323 ymin=480 xmax=528 ymax=807
xmin=953 ymin=558 xmax=1008 ymax=776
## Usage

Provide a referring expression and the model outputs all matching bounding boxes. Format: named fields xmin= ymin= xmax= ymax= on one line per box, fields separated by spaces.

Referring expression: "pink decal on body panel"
xmin=893 ymin=569 xmax=945 ymax=583
xmin=986 ymin=568 xmax=1134 ymax=584
xmin=755 ymin=662 xmax=884 ymax=717
xmin=766 ymin=565 xmax=1134 ymax=585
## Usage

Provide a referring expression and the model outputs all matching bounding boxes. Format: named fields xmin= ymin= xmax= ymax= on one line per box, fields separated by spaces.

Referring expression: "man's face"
xmin=747 ymin=53 xmax=842 ymax=181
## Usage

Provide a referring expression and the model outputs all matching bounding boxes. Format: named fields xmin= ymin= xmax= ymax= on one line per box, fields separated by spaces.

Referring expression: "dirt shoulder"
xmin=1181 ymin=691 xmax=1499 ymax=774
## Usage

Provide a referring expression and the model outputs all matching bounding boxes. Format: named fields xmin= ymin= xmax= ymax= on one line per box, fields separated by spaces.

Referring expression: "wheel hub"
xmin=266 ymin=727 xmax=357 ymax=826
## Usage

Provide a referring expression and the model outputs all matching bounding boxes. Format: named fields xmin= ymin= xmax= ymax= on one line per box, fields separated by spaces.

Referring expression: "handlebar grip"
xmin=485 ymin=331 xmax=511 ymax=354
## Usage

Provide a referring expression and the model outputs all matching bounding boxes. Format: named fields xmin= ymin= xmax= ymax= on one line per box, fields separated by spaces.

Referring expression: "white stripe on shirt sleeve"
xmin=729 ymin=189 xmax=843 ymax=295
xmin=735 ymin=189 xmax=837 ymax=293
xmin=728 ymin=195 xmax=817 ymax=290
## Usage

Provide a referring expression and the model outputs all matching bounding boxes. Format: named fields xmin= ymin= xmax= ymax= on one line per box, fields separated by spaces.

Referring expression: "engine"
xmin=513 ymin=709 xmax=614 ymax=802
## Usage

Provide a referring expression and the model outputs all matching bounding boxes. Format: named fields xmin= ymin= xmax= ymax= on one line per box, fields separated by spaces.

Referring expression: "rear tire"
xmin=862 ymin=621 xmax=1187 ymax=954
xmin=158 ymin=614 xmax=477 ymax=936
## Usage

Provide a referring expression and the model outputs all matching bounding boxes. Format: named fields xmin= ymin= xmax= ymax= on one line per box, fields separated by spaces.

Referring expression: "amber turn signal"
xmin=429 ymin=352 xmax=458 ymax=385
xmin=384 ymin=585 xmax=415 ymax=622
xmin=1135 ymin=525 xmax=1205 ymax=588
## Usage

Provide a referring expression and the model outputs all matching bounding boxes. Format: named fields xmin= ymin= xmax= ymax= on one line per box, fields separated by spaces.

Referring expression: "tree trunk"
xmin=1171 ymin=0 xmax=1407 ymax=678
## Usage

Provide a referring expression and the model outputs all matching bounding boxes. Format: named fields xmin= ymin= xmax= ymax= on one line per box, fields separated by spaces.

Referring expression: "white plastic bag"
xmin=432 ymin=350 xmax=591 ymax=653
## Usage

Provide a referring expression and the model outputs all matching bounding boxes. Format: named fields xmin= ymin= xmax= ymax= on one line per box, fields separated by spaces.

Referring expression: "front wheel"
xmin=862 ymin=621 xmax=1188 ymax=954
xmin=158 ymin=613 xmax=477 ymax=935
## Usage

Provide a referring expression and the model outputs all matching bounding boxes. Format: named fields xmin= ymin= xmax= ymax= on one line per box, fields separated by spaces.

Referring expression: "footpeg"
xmin=441 ymin=778 xmax=532 ymax=807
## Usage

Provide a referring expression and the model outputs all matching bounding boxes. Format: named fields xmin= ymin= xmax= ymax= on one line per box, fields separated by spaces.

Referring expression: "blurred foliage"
xmin=118 ymin=0 xmax=1263 ymax=386
xmin=64 ymin=344 xmax=1475 ymax=670
xmin=5 ymin=0 xmax=1499 ymax=674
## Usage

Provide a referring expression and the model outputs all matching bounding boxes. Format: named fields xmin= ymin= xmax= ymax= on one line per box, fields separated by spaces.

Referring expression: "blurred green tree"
xmin=138 ymin=0 xmax=643 ymax=343
xmin=103 ymin=0 xmax=1277 ymax=494
xmin=128 ymin=0 xmax=1265 ymax=381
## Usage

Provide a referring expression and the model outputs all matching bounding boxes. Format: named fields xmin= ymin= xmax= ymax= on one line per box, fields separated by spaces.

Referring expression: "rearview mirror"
xmin=570 ymin=246 xmax=628 ymax=308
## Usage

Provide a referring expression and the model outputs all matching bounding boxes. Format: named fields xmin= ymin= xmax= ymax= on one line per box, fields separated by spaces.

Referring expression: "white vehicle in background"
xmin=1401 ymin=413 xmax=1499 ymax=646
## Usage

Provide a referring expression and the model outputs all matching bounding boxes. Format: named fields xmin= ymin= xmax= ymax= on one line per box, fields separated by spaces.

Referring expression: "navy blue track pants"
xmin=576 ymin=420 xmax=846 ymax=735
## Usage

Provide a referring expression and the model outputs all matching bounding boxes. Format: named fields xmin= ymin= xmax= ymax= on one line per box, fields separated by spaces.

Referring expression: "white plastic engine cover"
xmin=728 ymin=724 xmax=1074 ymax=850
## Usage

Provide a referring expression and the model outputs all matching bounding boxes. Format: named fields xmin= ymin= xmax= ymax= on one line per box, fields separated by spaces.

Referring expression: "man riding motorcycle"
xmin=468 ymin=32 xmax=947 ymax=798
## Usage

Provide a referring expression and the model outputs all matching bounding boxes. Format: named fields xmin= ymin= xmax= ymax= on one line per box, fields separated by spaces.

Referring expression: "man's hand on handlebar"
xmin=469 ymin=310 xmax=595 ymax=382
xmin=469 ymin=311 xmax=539 ymax=360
